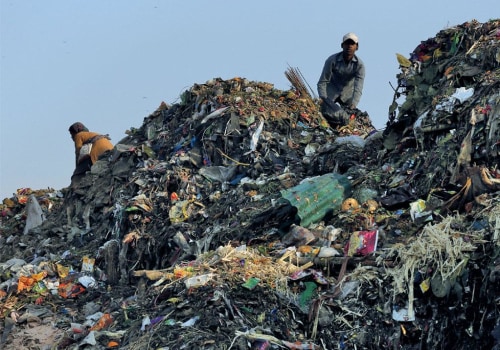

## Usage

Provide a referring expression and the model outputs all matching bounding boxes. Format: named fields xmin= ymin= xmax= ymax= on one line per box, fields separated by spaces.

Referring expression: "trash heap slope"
xmin=0 ymin=19 xmax=499 ymax=350
xmin=382 ymin=18 xmax=500 ymax=206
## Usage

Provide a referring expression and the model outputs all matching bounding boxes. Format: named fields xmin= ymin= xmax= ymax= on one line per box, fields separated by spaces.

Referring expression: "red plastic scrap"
xmin=344 ymin=230 xmax=378 ymax=257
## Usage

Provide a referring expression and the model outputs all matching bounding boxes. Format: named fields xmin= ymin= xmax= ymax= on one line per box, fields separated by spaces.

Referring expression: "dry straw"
xmin=381 ymin=214 xmax=484 ymax=319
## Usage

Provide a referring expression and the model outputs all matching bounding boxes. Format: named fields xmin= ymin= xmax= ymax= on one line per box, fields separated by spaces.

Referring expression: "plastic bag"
xmin=79 ymin=143 xmax=92 ymax=162
xmin=23 ymin=194 xmax=46 ymax=234
xmin=184 ymin=273 xmax=214 ymax=288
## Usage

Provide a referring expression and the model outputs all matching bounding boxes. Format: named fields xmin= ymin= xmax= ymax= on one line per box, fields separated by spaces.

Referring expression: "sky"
xmin=0 ymin=1 xmax=498 ymax=199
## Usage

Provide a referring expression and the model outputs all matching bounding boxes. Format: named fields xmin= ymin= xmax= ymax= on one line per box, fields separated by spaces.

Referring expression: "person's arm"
xmin=351 ymin=58 xmax=365 ymax=108
xmin=317 ymin=56 xmax=334 ymax=101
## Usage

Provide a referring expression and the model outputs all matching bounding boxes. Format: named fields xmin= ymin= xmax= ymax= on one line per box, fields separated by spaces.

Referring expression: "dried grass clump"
xmin=134 ymin=244 xmax=309 ymax=292
xmin=485 ymin=201 xmax=500 ymax=246
xmin=213 ymin=244 xmax=306 ymax=288
xmin=381 ymin=215 xmax=482 ymax=318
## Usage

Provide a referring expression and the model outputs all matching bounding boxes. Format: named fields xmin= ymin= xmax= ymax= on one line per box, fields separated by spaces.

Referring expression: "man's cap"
xmin=342 ymin=32 xmax=359 ymax=44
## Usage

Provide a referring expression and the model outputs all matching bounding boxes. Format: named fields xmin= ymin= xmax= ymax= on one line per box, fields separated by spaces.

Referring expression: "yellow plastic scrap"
xmin=167 ymin=297 xmax=182 ymax=304
xmin=2 ymin=198 xmax=16 ymax=208
xmin=433 ymin=48 xmax=443 ymax=60
xmin=420 ymin=278 xmax=430 ymax=293
xmin=364 ymin=199 xmax=378 ymax=213
xmin=396 ymin=53 xmax=412 ymax=68
xmin=57 ymin=263 xmax=70 ymax=279
xmin=401 ymin=324 xmax=407 ymax=336
xmin=169 ymin=200 xmax=189 ymax=223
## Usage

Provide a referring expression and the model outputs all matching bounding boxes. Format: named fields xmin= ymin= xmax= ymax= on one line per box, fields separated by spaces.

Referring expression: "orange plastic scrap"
xmin=107 ymin=340 xmax=120 ymax=348
xmin=173 ymin=266 xmax=194 ymax=279
xmin=58 ymin=281 xmax=86 ymax=299
xmin=122 ymin=231 xmax=141 ymax=245
xmin=17 ymin=276 xmax=32 ymax=293
xmin=17 ymin=271 xmax=47 ymax=293
xmin=17 ymin=195 xmax=29 ymax=205
xmin=90 ymin=313 xmax=113 ymax=331
xmin=32 ymin=271 xmax=47 ymax=281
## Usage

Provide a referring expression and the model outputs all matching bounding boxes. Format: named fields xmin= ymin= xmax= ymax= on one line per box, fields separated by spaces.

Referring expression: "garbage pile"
xmin=383 ymin=19 xmax=500 ymax=206
xmin=1 ymin=19 xmax=499 ymax=350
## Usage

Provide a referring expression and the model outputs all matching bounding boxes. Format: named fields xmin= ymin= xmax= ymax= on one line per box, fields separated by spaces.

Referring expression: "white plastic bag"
xmin=79 ymin=143 xmax=92 ymax=162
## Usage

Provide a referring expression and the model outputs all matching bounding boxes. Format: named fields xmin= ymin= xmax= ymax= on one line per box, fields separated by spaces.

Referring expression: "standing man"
xmin=317 ymin=32 xmax=365 ymax=128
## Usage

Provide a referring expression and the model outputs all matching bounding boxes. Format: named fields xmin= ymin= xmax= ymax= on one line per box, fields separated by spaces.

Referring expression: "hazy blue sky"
xmin=1 ymin=1 xmax=497 ymax=199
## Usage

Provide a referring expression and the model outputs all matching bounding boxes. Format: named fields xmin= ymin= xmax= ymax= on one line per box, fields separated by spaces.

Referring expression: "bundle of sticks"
xmin=285 ymin=66 xmax=316 ymax=103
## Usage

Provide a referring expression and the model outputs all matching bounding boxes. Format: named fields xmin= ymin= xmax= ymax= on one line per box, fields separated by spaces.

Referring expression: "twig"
xmin=216 ymin=148 xmax=250 ymax=166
